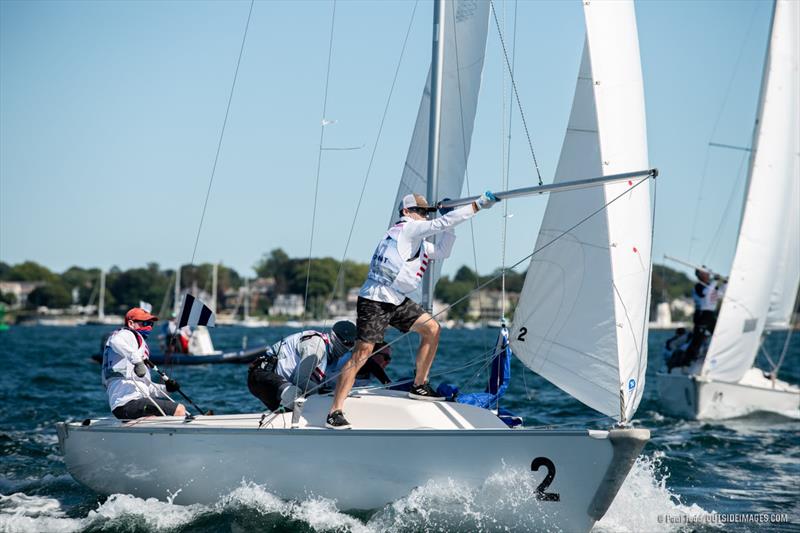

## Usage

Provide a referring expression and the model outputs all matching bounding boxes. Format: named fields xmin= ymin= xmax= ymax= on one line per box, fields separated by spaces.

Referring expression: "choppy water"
xmin=1 ymin=325 xmax=798 ymax=532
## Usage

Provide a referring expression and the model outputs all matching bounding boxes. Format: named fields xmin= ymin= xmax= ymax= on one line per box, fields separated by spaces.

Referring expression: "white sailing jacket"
xmin=101 ymin=328 xmax=167 ymax=410
xmin=361 ymin=204 xmax=475 ymax=305
xmin=271 ymin=331 xmax=330 ymax=383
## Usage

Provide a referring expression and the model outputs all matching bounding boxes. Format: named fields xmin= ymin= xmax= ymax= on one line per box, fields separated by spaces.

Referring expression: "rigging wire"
xmin=189 ymin=0 xmax=255 ymax=266
xmin=701 ymin=150 xmax=749 ymax=265
xmin=631 ymin=174 xmax=659 ymax=422
xmin=303 ymin=0 xmax=338 ymax=321
xmin=686 ymin=1 xmax=760 ymax=261
xmin=772 ymin=325 xmax=795 ymax=377
xmin=500 ymin=0 xmax=518 ymax=324
xmin=319 ymin=0 xmax=419 ymax=326
xmin=489 ymin=0 xmax=543 ymax=186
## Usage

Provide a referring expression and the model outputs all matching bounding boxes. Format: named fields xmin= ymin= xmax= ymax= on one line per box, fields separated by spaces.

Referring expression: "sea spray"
xmin=595 ymin=452 xmax=714 ymax=532
xmin=0 ymin=493 xmax=82 ymax=533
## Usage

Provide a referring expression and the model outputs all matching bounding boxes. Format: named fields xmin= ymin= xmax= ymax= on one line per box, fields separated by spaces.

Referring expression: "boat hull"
xmin=656 ymin=368 xmax=800 ymax=420
xmin=57 ymin=393 xmax=648 ymax=532
xmin=90 ymin=346 xmax=263 ymax=365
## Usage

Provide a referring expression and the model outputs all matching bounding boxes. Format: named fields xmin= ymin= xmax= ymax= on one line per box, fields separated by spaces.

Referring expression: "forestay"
xmin=389 ymin=0 xmax=490 ymax=297
xmin=510 ymin=0 xmax=651 ymax=423
xmin=703 ymin=0 xmax=799 ymax=381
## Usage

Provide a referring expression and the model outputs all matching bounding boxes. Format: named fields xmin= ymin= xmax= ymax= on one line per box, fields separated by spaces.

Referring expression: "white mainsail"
xmin=702 ymin=0 xmax=799 ymax=382
xmin=510 ymin=0 xmax=651 ymax=423
xmin=389 ymin=0 xmax=490 ymax=295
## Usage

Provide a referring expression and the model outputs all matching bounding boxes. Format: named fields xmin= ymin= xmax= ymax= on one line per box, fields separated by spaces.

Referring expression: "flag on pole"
xmin=178 ymin=294 xmax=216 ymax=328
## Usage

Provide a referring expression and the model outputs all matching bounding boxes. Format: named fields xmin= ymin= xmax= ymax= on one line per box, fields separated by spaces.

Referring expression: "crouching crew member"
xmin=248 ymin=321 xmax=357 ymax=411
xmin=102 ymin=308 xmax=186 ymax=419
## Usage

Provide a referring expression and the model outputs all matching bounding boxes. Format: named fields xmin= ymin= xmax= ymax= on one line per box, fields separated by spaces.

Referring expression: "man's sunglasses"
xmin=135 ymin=320 xmax=154 ymax=327
xmin=407 ymin=206 xmax=436 ymax=216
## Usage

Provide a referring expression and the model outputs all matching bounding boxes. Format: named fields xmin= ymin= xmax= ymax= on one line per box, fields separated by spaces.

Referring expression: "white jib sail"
xmin=766 ymin=159 xmax=799 ymax=330
xmin=389 ymin=0 xmax=490 ymax=297
xmin=703 ymin=0 xmax=799 ymax=381
xmin=766 ymin=3 xmax=800 ymax=331
xmin=509 ymin=0 xmax=651 ymax=423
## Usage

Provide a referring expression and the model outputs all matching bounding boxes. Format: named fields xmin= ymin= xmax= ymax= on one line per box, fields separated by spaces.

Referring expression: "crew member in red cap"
xmin=101 ymin=307 xmax=186 ymax=419
xmin=326 ymin=190 xmax=497 ymax=429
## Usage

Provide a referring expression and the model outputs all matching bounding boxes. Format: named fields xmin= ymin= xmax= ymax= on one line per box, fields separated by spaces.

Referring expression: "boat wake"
xmin=0 ymin=454 xmax=711 ymax=533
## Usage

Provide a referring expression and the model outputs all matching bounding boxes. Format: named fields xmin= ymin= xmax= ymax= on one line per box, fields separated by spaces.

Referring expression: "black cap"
xmin=331 ymin=320 xmax=357 ymax=349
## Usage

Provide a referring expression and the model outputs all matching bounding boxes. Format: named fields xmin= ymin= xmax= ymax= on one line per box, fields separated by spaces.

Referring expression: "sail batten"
xmin=510 ymin=0 xmax=650 ymax=422
xmin=702 ymin=0 xmax=799 ymax=381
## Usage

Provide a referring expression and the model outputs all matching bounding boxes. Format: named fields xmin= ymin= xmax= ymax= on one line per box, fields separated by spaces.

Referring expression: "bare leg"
xmin=410 ymin=313 xmax=441 ymax=386
xmin=330 ymin=340 xmax=375 ymax=413
xmin=175 ymin=404 xmax=187 ymax=416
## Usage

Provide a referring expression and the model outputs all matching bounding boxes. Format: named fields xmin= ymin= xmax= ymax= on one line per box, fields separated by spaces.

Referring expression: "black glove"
xmin=165 ymin=379 xmax=180 ymax=393
xmin=438 ymin=198 xmax=454 ymax=216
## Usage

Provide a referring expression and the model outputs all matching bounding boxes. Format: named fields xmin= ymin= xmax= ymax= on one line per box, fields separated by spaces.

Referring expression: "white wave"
xmin=594 ymin=452 xmax=714 ymax=532
xmin=368 ymin=464 xmax=566 ymax=532
xmin=218 ymin=481 xmax=371 ymax=532
xmin=0 ymin=493 xmax=81 ymax=533
xmin=84 ymin=494 xmax=203 ymax=530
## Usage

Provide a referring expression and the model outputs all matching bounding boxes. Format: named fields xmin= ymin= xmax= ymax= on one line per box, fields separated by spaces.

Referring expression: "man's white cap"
xmin=400 ymin=193 xmax=432 ymax=210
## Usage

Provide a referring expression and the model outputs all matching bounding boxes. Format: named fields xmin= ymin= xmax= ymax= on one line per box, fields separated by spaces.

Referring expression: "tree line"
xmin=1 ymin=251 xmax=698 ymax=318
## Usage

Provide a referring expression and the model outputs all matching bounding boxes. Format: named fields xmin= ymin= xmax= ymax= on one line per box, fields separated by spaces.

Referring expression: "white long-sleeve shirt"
xmin=101 ymin=329 xmax=168 ymax=410
xmin=360 ymin=204 xmax=475 ymax=305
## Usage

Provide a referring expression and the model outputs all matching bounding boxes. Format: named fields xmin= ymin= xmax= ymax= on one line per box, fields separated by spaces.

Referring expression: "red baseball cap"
xmin=125 ymin=307 xmax=159 ymax=322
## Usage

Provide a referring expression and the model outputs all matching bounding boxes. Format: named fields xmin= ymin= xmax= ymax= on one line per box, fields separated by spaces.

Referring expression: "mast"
xmin=174 ymin=266 xmax=181 ymax=317
xmin=243 ymin=278 xmax=250 ymax=321
xmin=98 ymin=270 xmax=105 ymax=320
xmin=422 ymin=0 xmax=447 ymax=311
xmin=211 ymin=263 xmax=219 ymax=313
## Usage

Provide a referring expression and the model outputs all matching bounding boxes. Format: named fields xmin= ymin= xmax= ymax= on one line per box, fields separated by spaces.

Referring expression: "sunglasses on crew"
xmin=407 ymin=207 xmax=434 ymax=216
xmin=134 ymin=320 xmax=154 ymax=327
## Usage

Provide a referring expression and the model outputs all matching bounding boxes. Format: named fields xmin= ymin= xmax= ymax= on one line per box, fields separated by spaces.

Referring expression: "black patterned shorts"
xmin=112 ymin=398 xmax=179 ymax=419
xmin=356 ymin=297 xmax=426 ymax=343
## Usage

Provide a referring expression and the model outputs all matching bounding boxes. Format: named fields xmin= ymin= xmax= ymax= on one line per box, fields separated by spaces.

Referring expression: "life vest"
xmin=101 ymin=327 xmax=147 ymax=382
xmin=693 ymin=282 xmax=720 ymax=312
xmin=270 ymin=330 xmax=331 ymax=381
xmin=366 ymin=222 xmax=431 ymax=295
xmin=101 ymin=327 xmax=162 ymax=411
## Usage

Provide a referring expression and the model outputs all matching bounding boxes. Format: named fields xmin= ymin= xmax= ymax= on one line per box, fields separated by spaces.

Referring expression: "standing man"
xmin=326 ymin=191 xmax=497 ymax=429
xmin=102 ymin=307 xmax=186 ymax=419
xmin=683 ymin=269 xmax=727 ymax=363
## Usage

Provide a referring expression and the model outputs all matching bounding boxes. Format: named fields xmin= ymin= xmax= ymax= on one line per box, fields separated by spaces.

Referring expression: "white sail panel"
xmin=703 ymin=0 xmax=799 ymax=381
xmin=766 ymin=3 xmax=800 ymax=331
xmin=766 ymin=160 xmax=799 ymax=330
xmin=389 ymin=0 xmax=490 ymax=299
xmin=510 ymin=1 xmax=650 ymax=422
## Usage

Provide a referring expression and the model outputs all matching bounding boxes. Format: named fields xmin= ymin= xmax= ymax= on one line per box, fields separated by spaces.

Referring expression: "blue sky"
xmin=0 ymin=0 xmax=773 ymax=280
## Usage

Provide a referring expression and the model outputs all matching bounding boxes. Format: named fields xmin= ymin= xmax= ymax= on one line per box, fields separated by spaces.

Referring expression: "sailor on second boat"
xmin=326 ymin=191 xmax=497 ymax=429
xmin=248 ymin=320 xmax=357 ymax=411
xmin=101 ymin=308 xmax=186 ymax=419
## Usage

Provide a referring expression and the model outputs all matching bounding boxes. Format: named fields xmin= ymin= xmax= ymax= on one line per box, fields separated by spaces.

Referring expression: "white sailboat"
xmin=58 ymin=1 xmax=657 ymax=529
xmin=657 ymin=0 xmax=800 ymax=420
xmin=85 ymin=270 xmax=122 ymax=325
